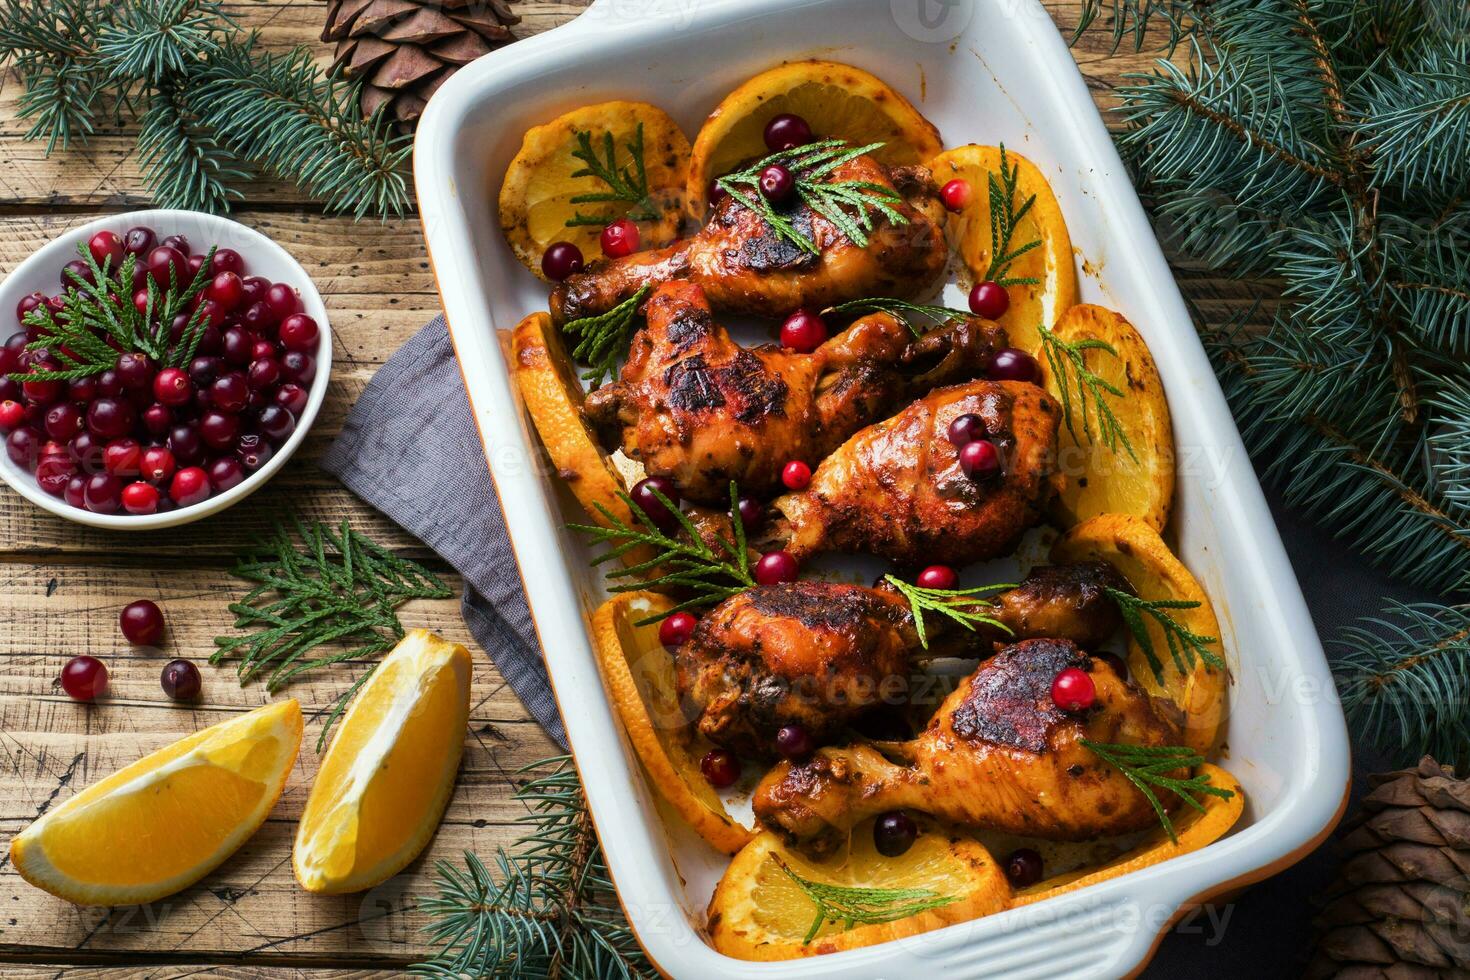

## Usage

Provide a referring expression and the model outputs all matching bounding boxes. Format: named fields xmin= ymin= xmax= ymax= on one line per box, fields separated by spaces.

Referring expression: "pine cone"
xmin=322 ymin=0 xmax=520 ymax=128
xmin=1309 ymin=757 xmax=1470 ymax=979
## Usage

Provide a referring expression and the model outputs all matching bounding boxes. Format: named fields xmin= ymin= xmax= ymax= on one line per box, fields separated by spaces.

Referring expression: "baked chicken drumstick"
xmin=551 ymin=151 xmax=947 ymax=324
xmin=584 ymin=281 xmax=1003 ymax=505
xmin=675 ymin=563 xmax=1128 ymax=757
xmin=752 ymin=638 xmax=1183 ymax=851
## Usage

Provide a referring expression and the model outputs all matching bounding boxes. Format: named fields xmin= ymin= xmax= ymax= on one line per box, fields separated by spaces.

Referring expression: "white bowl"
xmin=0 ymin=209 xmax=331 ymax=530
xmin=416 ymin=2 xmax=1352 ymax=976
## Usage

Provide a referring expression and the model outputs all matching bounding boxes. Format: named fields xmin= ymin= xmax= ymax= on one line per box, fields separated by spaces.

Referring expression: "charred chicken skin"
xmin=776 ymin=379 xmax=1062 ymax=565
xmin=550 ymin=153 xmax=947 ymax=324
xmin=584 ymin=280 xmax=1003 ymax=505
xmin=675 ymin=563 xmax=1130 ymax=758
xmin=752 ymin=638 xmax=1183 ymax=853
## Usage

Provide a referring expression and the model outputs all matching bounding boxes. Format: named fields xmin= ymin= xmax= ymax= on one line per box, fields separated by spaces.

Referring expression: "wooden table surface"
xmin=0 ymin=3 xmax=1232 ymax=975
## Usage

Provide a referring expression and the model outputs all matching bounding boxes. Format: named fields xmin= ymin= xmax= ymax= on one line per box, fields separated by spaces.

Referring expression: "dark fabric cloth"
xmin=326 ymin=315 xmax=1416 ymax=973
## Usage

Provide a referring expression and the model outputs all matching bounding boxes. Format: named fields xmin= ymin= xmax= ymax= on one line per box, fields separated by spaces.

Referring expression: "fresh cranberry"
xmin=63 ymin=475 xmax=87 ymax=508
xmin=0 ymin=377 xmax=20 ymax=403
xmin=207 ymin=456 xmax=245 ymax=492
xmin=780 ymin=309 xmax=827 ymax=353
xmin=141 ymin=446 xmax=176 ymax=484
xmin=763 ymin=113 xmax=813 ymax=151
xmin=917 ymin=565 xmax=959 ymax=590
xmin=195 ymin=299 xmax=226 ymax=330
xmin=199 ymin=410 xmax=240 ymax=450
xmin=700 ymin=749 xmax=740 ymax=789
xmin=988 ymin=347 xmax=1040 ymax=384
xmin=123 ymin=226 xmax=156 ymax=256
xmin=958 ymin=439 xmax=1001 ymax=480
xmin=209 ymin=374 xmax=249 ymax=414
xmin=195 ymin=324 xmax=223 ymax=356
xmin=241 ymin=301 xmax=277 ymax=332
xmin=240 ymin=275 xmax=269 ymax=307
xmin=257 ymin=405 xmax=296 ymax=443
xmin=1005 ymin=848 xmax=1044 ymax=887
xmin=874 ymin=810 xmax=919 ymax=857
xmin=211 ymin=248 xmax=243 ymax=276
xmin=236 ymin=433 xmax=273 ymax=471
xmin=250 ymin=339 xmax=275 ymax=362
xmin=161 ymin=234 xmax=190 ymax=256
xmin=280 ymin=351 xmax=316 ymax=385
xmin=5 ymin=426 xmax=38 ymax=468
xmin=939 ymin=178 xmax=972 ymax=212
xmin=0 ymin=332 xmax=27 ymax=374
xmin=1051 ymin=666 xmax=1096 ymax=712
xmin=69 ymin=432 xmax=101 ymax=473
xmin=734 ymin=494 xmax=764 ymax=530
xmin=630 ymin=476 xmax=680 ymax=531
xmin=278 ymin=313 xmax=320 ymax=352
xmin=188 ymin=356 xmax=223 ymax=387
xmin=121 ymin=481 xmax=160 ymax=514
xmin=86 ymin=398 xmax=134 ymax=440
xmin=97 ymin=369 xmax=124 ymax=398
xmin=146 ymin=245 xmax=187 ymax=287
xmin=120 ymin=599 xmax=166 ymax=644
xmin=103 ymin=438 xmax=142 ymax=476
xmin=947 ymin=413 xmax=985 ymax=446
xmin=152 ymin=367 xmax=192 ymax=406
xmin=39 ymin=439 xmax=67 ymax=460
xmin=42 ymin=402 xmax=81 ymax=441
xmin=83 ymin=473 xmax=122 ymax=514
xmin=776 ymin=723 xmax=815 ymax=759
xmin=758 ymin=164 xmax=795 ymax=204
xmin=1095 ymin=650 xmax=1128 ymax=680
xmin=169 ymin=466 xmax=210 ymax=506
xmin=246 ymin=357 xmax=280 ymax=391
xmin=264 ymin=282 xmax=300 ymax=321
xmin=189 ymin=253 xmax=208 ymax=279
xmin=140 ymin=402 xmax=172 ymax=437
xmin=0 ymin=399 xmax=24 ymax=433
xmin=274 ymin=383 xmax=309 ymax=416
xmin=131 ymin=288 xmax=150 ymax=316
xmin=220 ymin=327 xmax=253 ymax=366
xmin=16 ymin=291 xmax=46 ymax=326
xmin=36 ymin=454 xmax=76 ymax=496
xmin=599 ymin=219 xmax=641 ymax=258
xmin=160 ymin=659 xmax=202 ymax=700
xmin=61 ymin=259 xmax=93 ymax=289
xmin=115 ymin=352 xmax=154 ymax=391
xmin=68 ymin=376 xmax=97 ymax=403
xmin=708 ymin=179 xmax=730 ymax=208
xmin=87 ymin=230 xmax=124 ymax=269
xmin=540 ymin=242 xmax=584 ymax=281
xmin=60 ymin=655 xmax=108 ymax=701
xmin=207 ymin=271 xmax=244 ymax=311
xmin=968 ymin=281 xmax=1010 ymax=319
xmin=659 ymin=611 xmax=697 ymax=649
xmin=168 ymin=425 xmax=203 ymax=463
xmin=21 ymin=367 xmax=64 ymax=406
xmin=754 ymin=550 xmax=799 ymax=584
xmin=781 ymin=460 xmax=811 ymax=490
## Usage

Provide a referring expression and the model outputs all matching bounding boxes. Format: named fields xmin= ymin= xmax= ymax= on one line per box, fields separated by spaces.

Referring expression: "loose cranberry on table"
xmin=988 ymin=347 xmax=1040 ymax=384
xmin=763 ymin=113 xmax=812 ymax=152
xmin=873 ymin=809 xmax=918 ymax=857
xmin=60 ymin=655 xmax=108 ymax=702
xmin=160 ymin=658 xmax=202 ymax=701
xmin=754 ymin=550 xmax=799 ymax=585
xmin=969 ymin=280 xmax=1010 ymax=319
xmin=1050 ymin=666 xmax=1096 ymax=712
xmin=659 ymin=611 xmax=697 ymax=649
xmin=700 ymin=749 xmax=740 ymax=789
xmin=917 ymin=565 xmax=958 ymax=590
xmin=780 ymin=309 xmax=827 ymax=353
xmin=781 ymin=459 xmax=811 ymax=491
xmin=599 ymin=218 xmax=640 ymax=258
xmin=541 ymin=241 xmax=585 ymax=282
xmin=939 ymin=178 xmax=972 ymax=213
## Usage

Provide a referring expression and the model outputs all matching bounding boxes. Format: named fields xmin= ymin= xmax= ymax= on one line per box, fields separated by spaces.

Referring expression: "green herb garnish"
xmin=560 ymin=283 xmax=652 ymax=388
xmin=1079 ymin=740 xmax=1234 ymax=844
xmin=982 ymin=143 xmax=1042 ymax=286
xmin=213 ymin=518 xmax=452 ymax=749
xmin=571 ymin=482 xmax=754 ymax=624
xmin=1105 ymin=587 xmax=1224 ymax=683
xmin=717 ymin=139 xmax=908 ymax=256
xmin=1038 ymin=322 xmax=1138 ymax=460
xmin=565 ymin=123 xmax=658 ymax=227
xmin=883 ymin=574 xmax=1014 ymax=649
xmin=823 ymin=297 xmax=973 ymax=337
xmin=774 ymin=855 xmax=960 ymax=944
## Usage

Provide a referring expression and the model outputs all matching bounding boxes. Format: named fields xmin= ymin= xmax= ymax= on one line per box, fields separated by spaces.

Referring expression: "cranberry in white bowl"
xmin=0 ymin=210 xmax=331 ymax=530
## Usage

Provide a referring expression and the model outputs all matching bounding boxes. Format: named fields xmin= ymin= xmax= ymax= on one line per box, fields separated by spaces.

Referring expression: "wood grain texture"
xmin=0 ymin=0 xmax=1220 ymax=970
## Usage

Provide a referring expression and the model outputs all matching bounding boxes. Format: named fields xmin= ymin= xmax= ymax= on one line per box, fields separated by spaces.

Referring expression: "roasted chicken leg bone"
xmin=551 ymin=154 xmax=947 ymax=324
xmin=584 ymin=280 xmax=1003 ymax=505
xmin=752 ymin=638 xmax=1184 ymax=852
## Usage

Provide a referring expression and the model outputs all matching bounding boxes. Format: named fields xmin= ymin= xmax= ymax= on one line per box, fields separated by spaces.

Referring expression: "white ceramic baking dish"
xmin=414 ymin=0 xmax=1353 ymax=975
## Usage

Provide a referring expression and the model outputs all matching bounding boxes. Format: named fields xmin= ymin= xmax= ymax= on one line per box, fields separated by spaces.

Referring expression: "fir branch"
xmin=561 ymin=284 xmax=651 ymax=387
xmin=565 ymin=123 xmax=658 ymax=226
xmin=95 ymin=0 xmax=228 ymax=84
xmin=1071 ymin=0 xmax=1193 ymax=52
xmin=1105 ymin=587 xmax=1224 ymax=683
xmin=774 ymin=855 xmax=960 ymax=945
xmin=0 ymin=0 xmax=108 ymax=153
xmin=138 ymin=80 xmax=249 ymax=214
xmin=982 ymin=144 xmax=1042 ymax=286
xmin=716 ymin=139 xmax=907 ymax=255
xmin=1079 ymin=740 xmax=1234 ymax=844
xmin=823 ymin=297 xmax=971 ymax=337
xmin=413 ymin=757 xmax=655 ymax=979
xmin=1038 ymin=322 xmax=1138 ymax=460
xmin=212 ymin=519 xmax=451 ymax=749
xmin=882 ymin=574 xmax=1012 ymax=650
xmin=569 ymin=482 xmax=754 ymax=623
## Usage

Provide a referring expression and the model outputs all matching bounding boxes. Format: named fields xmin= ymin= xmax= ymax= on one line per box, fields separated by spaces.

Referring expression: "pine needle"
xmin=560 ymin=284 xmax=652 ymax=387
xmin=882 ymin=574 xmax=1013 ymax=649
xmin=1079 ymin=740 xmax=1234 ymax=844
xmin=565 ymin=123 xmax=658 ymax=226
xmin=774 ymin=856 xmax=960 ymax=944
xmin=1038 ymin=322 xmax=1138 ymax=461
xmin=1105 ymin=586 xmax=1223 ymax=683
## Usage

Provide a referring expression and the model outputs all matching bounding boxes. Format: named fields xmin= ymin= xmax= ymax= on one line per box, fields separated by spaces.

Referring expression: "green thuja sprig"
xmin=775 ymin=855 xmax=960 ymax=944
xmin=982 ymin=144 xmax=1042 ymax=287
xmin=824 ymin=297 xmax=973 ymax=337
xmin=565 ymin=123 xmax=658 ymax=226
xmin=561 ymin=284 xmax=653 ymax=387
xmin=1080 ymin=740 xmax=1234 ymax=844
xmin=883 ymin=574 xmax=1014 ymax=649
xmin=1105 ymin=587 xmax=1224 ymax=684
xmin=1038 ymin=322 xmax=1138 ymax=460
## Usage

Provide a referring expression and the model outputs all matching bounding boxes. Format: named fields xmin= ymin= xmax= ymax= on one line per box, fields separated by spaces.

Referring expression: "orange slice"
xmin=1011 ymin=764 xmax=1244 ymax=905
xmin=11 ymin=699 xmax=302 ymax=906
xmin=1041 ymin=305 xmax=1175 ymax=531
xmin=709 ymin=819 xmax=1010 ymax=960
xmin=928 ymin=144 xmax=1078 ymax=352
xmin=1052 ymin=514 xmax=1227 ymax=753
xmin=293 ymin=630 xmax=471 ymax=894
xmin=592 ymin=591 xmax=754 ymax=854
xmin=500 ymin=101 xmax=690 ymax=279
xmin=687 ymin=60 xmax=942 ymax=216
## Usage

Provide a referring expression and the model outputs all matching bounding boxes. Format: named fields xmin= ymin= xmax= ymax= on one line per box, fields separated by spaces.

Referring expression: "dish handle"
xmin=555 ymin=0 xmax=706 ymax=40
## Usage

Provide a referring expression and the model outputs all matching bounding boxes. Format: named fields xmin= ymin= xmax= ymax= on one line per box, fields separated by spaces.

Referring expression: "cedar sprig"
xmin=883 ymin=574 xmax=1014 ymax=649
xmin=561 ymin=284 xmax=652 ymax=387
xmin=565 ymin=123 xmax=658 ymax=226
xmin=413 ymin=756 xmax=653 ymax=979
xmin=774 ymin=856 xmax=960 ymax=944
xmin=1105 ymin=587 xmax=1224 ymax=684
xmin=213 ymin=518 xmax=451 ymax=748
xmin=982 ymin=144 xmax=1042 ymax=287
xmin=717 ymin=139 xmax=908 ymax=255
xmin=571 ymin=482 xmax=754 ymax=624
xmin=1079 ymin=740 xmax=1234 ymax=844
xmin=824 ymin=297 xmax=973 ymax=337
xmin=1038 ymin=322 xmax=1138 ymax=461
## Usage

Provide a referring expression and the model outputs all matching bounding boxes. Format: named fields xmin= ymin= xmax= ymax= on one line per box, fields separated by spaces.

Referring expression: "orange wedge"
xmin=11 ymin=699 xmax=302 ymax=906
xmin=1052 ymin=514 xmax=1228 ymax=753
xmin=928 ymin=144 xmax=1078 ymax=352
xmin=1011 ymin=764 xmax=1244 ymax=905
xmin=687 ymin=60 xmax=942 ymax=216
xmin=294 ymin=630 xmax=471 ymax=894
xmin=709 ymin=819 xmax=1009 ymax=960
xmin=593 ymin=591 xmax=754 ymax=854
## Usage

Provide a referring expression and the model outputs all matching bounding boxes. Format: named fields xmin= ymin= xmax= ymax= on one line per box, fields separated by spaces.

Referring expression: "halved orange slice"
xmin=11 ymin=699 xmax=302 ymax=906
xmin=687 ymin=60 xmax=942 ymax=215
xmin=592 ymin=591 xmax=754 ymax=854
xmin=294 ymin=630 xmax=471 ymax=894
